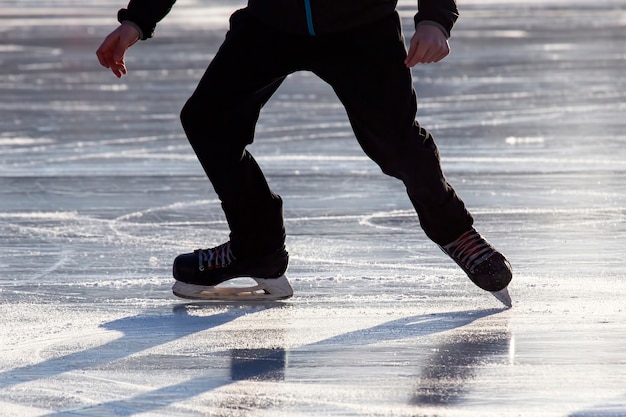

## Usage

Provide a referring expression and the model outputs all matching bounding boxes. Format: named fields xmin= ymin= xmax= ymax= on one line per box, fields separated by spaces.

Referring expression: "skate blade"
xmin=490 ymin=287 xmax=512 ymax=308
xmin=172 ymin=275 xmax=293 ymax=302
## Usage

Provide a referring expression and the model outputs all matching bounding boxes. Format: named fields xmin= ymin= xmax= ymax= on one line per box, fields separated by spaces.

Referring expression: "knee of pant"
xmin=180 ymin=95 xmax=254 ymax=145
xmin=180 ymin=96 xmax=207 ymax=135
xmin=377 ymin=141 xmax=442 ymax=183
xmin=359 ymin=141 xmax=405 ymax=179
xmin=181 ymin=98 xmax=253 ymax=161
xmin=180 ymin=96 xmax=232 ymax=150
xmin=376 ymin=156 xmax=404 ymax=179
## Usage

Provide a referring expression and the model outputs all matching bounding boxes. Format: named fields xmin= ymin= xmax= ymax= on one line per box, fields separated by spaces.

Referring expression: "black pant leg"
xmin=312 ymin=13 xmax=473 ymax=245
xmin=179 ymin=9 xmax=300 ymax=256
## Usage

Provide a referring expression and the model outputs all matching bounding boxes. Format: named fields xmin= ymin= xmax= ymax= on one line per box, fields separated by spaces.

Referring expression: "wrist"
xmin=120 ymin=20 xmax=143 ymax=41
xmin=415 ymin=20 xmax=450 ymax=39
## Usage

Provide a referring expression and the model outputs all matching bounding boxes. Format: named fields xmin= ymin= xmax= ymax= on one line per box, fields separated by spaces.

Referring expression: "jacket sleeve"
xmin=117 ymin=0 xmax=177 ymax=40
xmin=414 ymin=0 xmax=459 ymax=38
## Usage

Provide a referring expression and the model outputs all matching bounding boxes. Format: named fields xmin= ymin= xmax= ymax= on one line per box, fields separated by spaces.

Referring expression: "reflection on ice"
xmin=411 ymin=329 xmax=510 ymax=406
xmin=230 ymin=349 xmax=287 ymax=381
xmin=0 ymin=304 xmax=508 ymax=415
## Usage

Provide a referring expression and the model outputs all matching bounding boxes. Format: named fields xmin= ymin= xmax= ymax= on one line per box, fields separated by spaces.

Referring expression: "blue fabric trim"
xmin=303 ymin=0 xmax=316 ymax=36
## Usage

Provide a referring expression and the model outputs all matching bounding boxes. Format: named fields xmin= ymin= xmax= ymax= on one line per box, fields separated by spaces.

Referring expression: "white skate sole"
xmin=491 ymin=287 xmax=512 ymax=308
xmin=172 ymin=275 xmax=294 ymax=301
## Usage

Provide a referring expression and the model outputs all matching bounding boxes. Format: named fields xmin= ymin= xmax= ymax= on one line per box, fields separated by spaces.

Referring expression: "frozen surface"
xmin=1 ymin=0 xmax=626 ymax=416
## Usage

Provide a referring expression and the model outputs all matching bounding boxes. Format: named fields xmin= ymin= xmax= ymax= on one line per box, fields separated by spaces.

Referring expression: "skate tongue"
xmin=491 ymin=287 xmax=512 ymax=308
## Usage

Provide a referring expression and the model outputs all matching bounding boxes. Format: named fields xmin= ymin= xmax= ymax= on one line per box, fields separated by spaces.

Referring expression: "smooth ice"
xmin=1 ymin=0 xmax=626 ymax=416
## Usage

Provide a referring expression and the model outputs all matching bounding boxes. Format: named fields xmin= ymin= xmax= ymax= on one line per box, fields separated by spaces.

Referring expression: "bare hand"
xmin=404 ymin=24 xmax=450 ymax=68
xmin=96 ymin=23 xmax=140 ymax=78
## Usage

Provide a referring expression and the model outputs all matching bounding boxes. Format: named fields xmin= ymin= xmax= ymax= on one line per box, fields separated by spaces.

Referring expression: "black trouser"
xmin=180 ymin=9 xmax=473 ymax=257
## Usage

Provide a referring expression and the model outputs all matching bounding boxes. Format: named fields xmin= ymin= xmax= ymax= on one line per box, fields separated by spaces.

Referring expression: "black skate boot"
xmin=172 ymin=241 xmax=292 ymax=301
xmin=440 ymin=228 xmax=512 ymax=307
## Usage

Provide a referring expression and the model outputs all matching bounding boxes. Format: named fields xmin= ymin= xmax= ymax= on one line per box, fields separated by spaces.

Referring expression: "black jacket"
xmin=118 ymin=0 xmax=458 ymax=40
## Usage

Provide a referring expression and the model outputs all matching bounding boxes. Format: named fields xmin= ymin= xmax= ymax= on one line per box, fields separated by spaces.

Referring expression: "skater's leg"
xmin=313 ymin=13 xmax=511 ymax=300
xmin=313 ymin=13 xmax=472 ymax=245
xmin=180 ymin=9 xmax=300 ymax=256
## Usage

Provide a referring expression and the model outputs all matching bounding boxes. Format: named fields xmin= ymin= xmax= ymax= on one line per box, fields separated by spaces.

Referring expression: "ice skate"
xmin=440 ymin=228 xmax=513 ymax=308
xmin=172 ymin=242 xmax=292 ymax=301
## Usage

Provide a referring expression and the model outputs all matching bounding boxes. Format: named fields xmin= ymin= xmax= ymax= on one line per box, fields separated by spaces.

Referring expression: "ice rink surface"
xmin=1 ymin=0 xmax=625 ymax=415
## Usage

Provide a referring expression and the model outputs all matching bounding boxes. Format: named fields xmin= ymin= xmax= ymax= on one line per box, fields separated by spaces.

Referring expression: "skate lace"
xmin=444 ymin=229 xmax=495 ymax=273
xmin=195 ymin=242 xmax=236 ymax=271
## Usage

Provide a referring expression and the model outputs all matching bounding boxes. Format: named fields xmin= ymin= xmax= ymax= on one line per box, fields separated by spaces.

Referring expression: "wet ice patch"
xmin=505 ymin=136 xmax=545 ymax=145
xmin=0 ymin=44 xmax=26 ymax=52
xmin=0 ymin=137 xmax=55 ymax=146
